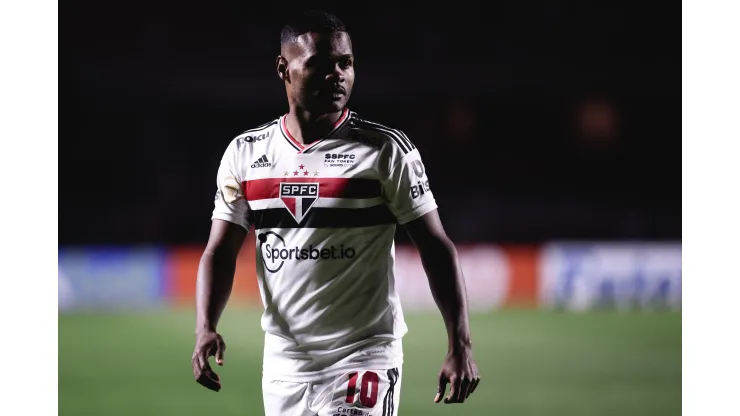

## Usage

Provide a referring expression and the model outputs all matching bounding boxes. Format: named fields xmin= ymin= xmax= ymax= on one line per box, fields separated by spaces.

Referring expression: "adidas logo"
xmin=251 ymin=155 xmax=272 ymax=168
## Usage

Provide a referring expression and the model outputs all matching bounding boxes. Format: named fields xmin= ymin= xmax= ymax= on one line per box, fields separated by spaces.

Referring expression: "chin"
xmin=329 ymin=101 xmax=346 ymax=112
xmin=313 ymin=100 xmax=346 ymax=114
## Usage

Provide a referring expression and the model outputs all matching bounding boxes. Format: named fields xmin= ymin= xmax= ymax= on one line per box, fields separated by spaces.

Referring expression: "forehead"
xmin=293 ymin=31 xmax=352 ymax=56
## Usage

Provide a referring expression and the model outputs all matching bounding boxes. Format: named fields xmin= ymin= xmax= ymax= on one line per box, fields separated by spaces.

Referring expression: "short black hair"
xmin=280 ymin=10 xmax=348 ymax=46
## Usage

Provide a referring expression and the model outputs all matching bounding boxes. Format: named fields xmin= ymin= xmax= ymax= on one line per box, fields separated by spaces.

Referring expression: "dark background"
xmin=63 ymin=2 xmax=680 ymax=245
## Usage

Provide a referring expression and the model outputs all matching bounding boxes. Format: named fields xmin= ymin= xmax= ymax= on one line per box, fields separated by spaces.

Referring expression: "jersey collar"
xmin=279 ymin=108 xmax=350 ymax=153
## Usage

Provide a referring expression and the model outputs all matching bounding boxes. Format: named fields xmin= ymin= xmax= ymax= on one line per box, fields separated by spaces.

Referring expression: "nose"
xmin=327 ymin=64 xmax=345 ymax=83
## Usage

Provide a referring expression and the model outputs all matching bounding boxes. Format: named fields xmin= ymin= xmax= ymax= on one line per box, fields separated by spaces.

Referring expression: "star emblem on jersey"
xmin=291 ymin=165 xmax=314 ymax=177
xmin=279 ymin=182 xmax=319 ymax=224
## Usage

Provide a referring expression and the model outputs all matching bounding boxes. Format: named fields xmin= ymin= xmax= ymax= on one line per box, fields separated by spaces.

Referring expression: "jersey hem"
xmin=211 ymin=213 xmax=249 ymax=231
xmin=396 ymin=199 xmax=438 ymax=225
xmin=261 ymin=357 xmax=405 ymax=383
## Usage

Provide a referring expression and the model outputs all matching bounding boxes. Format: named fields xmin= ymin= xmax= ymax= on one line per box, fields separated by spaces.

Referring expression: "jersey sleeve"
xmin=381 ymin=140 xmax=438 ymax=224
xmin=211 ymin=139 xmax=251 ymax=231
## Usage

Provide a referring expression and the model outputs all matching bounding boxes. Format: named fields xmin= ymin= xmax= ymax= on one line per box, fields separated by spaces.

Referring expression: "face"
xmin=278 ymin=31 xmax=354 ymax=113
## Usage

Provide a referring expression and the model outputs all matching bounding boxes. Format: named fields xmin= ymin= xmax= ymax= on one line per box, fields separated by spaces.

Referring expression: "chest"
xmin=241 ymin=141 xmax=385 ymax=225
xmin=243 ymin=141 xmax=379 ymax=183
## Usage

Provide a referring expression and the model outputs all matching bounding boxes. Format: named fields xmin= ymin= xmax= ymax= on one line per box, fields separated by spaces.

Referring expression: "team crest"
xmin=279 ymin=182 xmax=319 ymax=224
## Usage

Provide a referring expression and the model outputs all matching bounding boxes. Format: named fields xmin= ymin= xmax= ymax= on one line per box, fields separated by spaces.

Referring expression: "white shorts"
xmin=263 ymin=367 xmax=402 ymax=416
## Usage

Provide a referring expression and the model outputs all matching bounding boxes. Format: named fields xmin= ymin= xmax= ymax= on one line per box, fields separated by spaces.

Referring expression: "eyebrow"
xmin=306 ymin=52 xmax=354 ymax=60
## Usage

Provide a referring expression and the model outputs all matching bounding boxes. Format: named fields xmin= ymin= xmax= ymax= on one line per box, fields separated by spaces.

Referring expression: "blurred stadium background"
xmin=61 ymin=2 xmax=680 ymax=415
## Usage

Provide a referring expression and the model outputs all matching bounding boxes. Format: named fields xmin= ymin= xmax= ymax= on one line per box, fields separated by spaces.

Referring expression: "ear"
xmin=276 ymin=56 xmax=289 ymax=82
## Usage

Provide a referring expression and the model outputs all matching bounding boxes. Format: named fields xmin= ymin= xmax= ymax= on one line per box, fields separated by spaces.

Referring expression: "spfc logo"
xmin=279 ymin=182 xmax=319 ymax=224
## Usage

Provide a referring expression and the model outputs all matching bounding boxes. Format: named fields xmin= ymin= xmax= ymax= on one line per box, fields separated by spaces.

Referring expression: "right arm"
xmin=195 ymin=219 xmax=247 ymax=335
xmin=192 ymin=137 xmax=251 ymax=392
xmin=191 ymin=219 xmax=246 ymax=392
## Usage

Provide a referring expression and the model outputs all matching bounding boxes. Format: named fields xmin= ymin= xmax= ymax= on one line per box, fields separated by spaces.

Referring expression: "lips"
xmin=326 ymin=85 xmax=346 ymax=96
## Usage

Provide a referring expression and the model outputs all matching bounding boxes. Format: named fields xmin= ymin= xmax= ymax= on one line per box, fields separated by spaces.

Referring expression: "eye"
xmin=339 ymin=57 xmax=353 ymax=69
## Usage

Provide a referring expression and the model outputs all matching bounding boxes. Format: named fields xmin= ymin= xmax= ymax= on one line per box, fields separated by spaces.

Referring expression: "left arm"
xmin=378 ymin=133 xmax=481 ymax=404
xmin=404 ymin=210 xmax=481 ymax=404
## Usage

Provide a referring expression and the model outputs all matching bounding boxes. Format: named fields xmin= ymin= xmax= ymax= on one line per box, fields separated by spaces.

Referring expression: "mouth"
xmin=323 ymin=86 xmax=346 ymax=100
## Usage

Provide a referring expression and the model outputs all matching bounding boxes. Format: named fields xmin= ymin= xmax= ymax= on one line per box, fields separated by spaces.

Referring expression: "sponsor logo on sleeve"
xmin=221 ymin=175 xmax=243 ymax=203
xmin=236 ymin=131 xmax=273 ymax=149
xmin=410 ymin=160 xmax=424 ymax=177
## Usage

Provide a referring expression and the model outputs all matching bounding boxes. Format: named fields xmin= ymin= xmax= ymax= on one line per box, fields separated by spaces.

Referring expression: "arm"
xmin=404 ymin=210 xmax=480 ymax=404
xmin=378 ymin=131 xmax=480 ymax=403
xmin=191 ymin=219 xmax=247 ymax=392
xmin=404 ymin=210 xmax=471 ymax=353
xmin=196 ymin=219 xmax=247 ymax=333
xmin=192 ymin=137 xmax=251 ymax=392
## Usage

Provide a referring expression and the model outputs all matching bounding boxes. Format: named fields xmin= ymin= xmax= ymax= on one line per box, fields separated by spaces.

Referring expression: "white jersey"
xmin=212 ymin=108 xmax=437 ymax=382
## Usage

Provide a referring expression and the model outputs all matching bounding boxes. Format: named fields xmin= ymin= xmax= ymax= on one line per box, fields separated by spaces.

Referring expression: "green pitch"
xmin=59 ymin=308 xmax=681 ymax=416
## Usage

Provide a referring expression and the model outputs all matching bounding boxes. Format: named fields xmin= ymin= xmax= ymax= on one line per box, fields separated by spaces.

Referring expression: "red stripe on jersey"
xmin=281 ymin=116 xmax=304 ymax=150
xmin=333 ymin=107 xmax=350 ymax=129
xmin=244 ymin=177 xmax=381 ymax=201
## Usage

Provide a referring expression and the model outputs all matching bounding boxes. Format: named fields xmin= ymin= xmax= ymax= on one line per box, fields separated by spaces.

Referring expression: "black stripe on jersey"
xmin=252 ymin=205 xmax=396 ymax=229
xmin=241 ymin=120 xmax=277 ymax=135
xmin=382 ymin=368 xmax=399 ymax=416
xmin=352 ymin=118 xmax=409 ymax=153
xmin=352 ymin=115 xmax=415 ymax=152
xmin=382 ymin=370 xmax=391 ymax=416
xmin=391 ymin=368 xmax=398 ymax=415
xmin=353 ymin=118 xmax=415 ymax=154
xmin=397 ymin=130 xmax=415 ymax=150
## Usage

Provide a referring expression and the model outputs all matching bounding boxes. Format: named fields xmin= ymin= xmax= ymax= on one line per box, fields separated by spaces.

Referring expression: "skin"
xmin=192 ymin=29 xmax=480 ymax=404
xmin=277 ymin=31 xmax=355 ymax=145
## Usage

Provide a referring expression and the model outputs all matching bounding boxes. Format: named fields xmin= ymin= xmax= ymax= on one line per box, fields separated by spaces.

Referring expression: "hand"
xmin=192 ymin=330 xmax=226 ymax=392
xmin=434 ymin=348 xmax=480 ymax=404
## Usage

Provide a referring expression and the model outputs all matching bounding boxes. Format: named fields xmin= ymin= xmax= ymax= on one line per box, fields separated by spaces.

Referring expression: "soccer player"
xmin=191 ymin=10 xmax=480 ymax=415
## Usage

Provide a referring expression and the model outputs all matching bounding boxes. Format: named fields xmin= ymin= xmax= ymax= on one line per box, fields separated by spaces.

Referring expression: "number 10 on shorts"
xmin=345 ymin=371 xmax=380 ymax=407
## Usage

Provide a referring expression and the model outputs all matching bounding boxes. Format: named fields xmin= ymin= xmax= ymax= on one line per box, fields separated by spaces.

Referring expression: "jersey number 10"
xmin=345 ymin=371 xmax=380 ymax=407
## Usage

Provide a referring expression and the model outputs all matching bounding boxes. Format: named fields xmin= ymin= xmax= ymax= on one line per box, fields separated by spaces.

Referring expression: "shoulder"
xmin=218 ymin=117 xmax=280 ymax=164
xmin=347 ymin=112 xmax=417 ymax=155
xmin=231 ymin=117 xmax=281 ymax=150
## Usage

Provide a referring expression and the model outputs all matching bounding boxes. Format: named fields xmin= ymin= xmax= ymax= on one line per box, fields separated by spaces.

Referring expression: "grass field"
xmin=59 ymin=308 xmax=681 ymax=416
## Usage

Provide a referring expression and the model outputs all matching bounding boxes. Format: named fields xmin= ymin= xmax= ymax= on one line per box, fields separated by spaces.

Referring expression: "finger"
xmin=191 ymin=354 xmax=201 ymax=379
xmin=195 ymin=348 xmax=221 ymax=392
xmin=198 ymin=352 xmax=211 ymax=375
xmin=215 ymin=339 xmax=225 ymax=366
xmin=434 ymin=374 xmax=448 ymax=403
xmin=196 ymin=369 xmax=222 ymax=392
xmin=469 ymin=378 xmax=480 ymax=396
xmin=194 ymin=347 xmax=217 ymax=380
xmin=444 ymin=376 xmax=461 ymax=404
xmin=457 ymin=377 xmax=471 ymax=403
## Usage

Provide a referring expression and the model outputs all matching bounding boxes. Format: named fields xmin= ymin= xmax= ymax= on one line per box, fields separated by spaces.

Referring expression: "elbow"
xmin=201 ymin=244 xmax=238 ymax=267
xmin=419 ymin=233 xmax=458 ymax=259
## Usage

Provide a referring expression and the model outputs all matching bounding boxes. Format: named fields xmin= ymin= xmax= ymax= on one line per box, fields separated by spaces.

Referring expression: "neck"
xmin=285 ymin=105 xmax=345 ymax=145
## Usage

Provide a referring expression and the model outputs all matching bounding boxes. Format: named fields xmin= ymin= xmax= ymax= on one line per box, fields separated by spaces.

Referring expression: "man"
xmin=191 ymin=10 xmax=480 ymax=415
